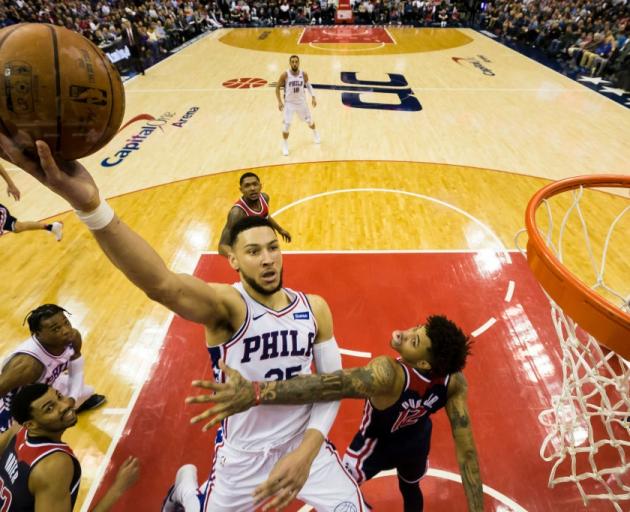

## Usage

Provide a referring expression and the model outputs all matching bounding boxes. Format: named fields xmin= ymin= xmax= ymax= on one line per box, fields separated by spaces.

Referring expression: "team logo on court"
xmin=223 ymin=72 xmax=422 ymax=112
xmin=452 ymin=55 xmax=495 ymax=76
xmin=101 ymin=107 xmax=200 ymax=167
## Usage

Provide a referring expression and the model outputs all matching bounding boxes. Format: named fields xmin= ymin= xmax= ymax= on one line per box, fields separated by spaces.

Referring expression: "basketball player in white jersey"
xmin=276 ymin=55 xmax=320 ymax=156
xmin=0 ymin=304 xmax=106 ymax=432
xmin=0 ymin=137 xmax=366 ymax=511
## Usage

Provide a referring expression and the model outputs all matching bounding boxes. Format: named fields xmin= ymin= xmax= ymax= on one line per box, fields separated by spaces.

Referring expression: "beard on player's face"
xmin=241 ymin=268 xmax=283 ymax=296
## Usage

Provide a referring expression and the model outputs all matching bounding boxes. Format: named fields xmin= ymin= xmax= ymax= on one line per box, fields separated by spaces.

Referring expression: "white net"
xmin=518 ymin=185 xmax=630 ymax=511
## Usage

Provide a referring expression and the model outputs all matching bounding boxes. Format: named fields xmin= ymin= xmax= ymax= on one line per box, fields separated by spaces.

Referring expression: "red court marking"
xmin=222 ymin=77 xmax=268 ymax=89
xmin=93 ymin=253 xmax=614 ymax=511
xmin=299 ymin=27 xmax=393 ymax=44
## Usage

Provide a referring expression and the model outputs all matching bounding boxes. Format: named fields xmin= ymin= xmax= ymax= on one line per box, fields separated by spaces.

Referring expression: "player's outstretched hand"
xmin=186 ymin=360 xmax=256 ymax=431
xmin=278 ymin=102 xmax=284 ymax=111
xmin=254 ymin=449 xmax=311 ymax=511
xmin=0 ymin=135 xmax=100 ymax=212
xmin=112 ymin=456 xmax=140 ymax=493
xmin=7 ymin=184 xmax=21 ymax=201
xmin=312 ymin=97 xmax=317 ymax=108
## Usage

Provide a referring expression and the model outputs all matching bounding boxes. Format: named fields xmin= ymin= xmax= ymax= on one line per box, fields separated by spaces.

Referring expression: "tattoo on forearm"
xmin=450 ymin=408 xmax=470 ymax=429
xmin=259 ymin=358 xmax=397 ymax=404
xmin=461 ymin=450 xmax=484 ymax=511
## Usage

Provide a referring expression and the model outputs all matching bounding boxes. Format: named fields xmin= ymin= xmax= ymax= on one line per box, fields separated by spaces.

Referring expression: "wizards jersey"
xmin=0 ymin=428 xmax=81 ymax=511
xmin=233 ymin=194 xmax=269 ymax=219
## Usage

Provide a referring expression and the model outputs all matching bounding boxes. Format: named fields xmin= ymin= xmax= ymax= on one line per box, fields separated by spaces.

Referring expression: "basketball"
xmin=0 ymin=23 xmax=125 ymax=161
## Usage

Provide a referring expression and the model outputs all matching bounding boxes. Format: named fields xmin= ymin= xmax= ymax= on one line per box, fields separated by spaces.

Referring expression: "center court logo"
xmin=222 ymin=72 xmax=422 ymax=112
xmin=452 ymin=55 xmax=495 ymax=76
xmin=101 ymin=107 xmax=200 ymax=167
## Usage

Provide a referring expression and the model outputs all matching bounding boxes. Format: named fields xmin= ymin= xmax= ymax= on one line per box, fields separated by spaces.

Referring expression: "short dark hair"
xmin=11 ymin=384 xmax=49 ymax=424
xmin=239 ymin=172 xmax=260 ymax=186
xmin=290 ymin=54 xmax=299 ymax=60
xmin=25 ymin=304 xmax=69 ymax=334
xmin=425 ymin=315 xmax=472 ymax=376
xmin=229 ymin=216 xmax=275 ymax=246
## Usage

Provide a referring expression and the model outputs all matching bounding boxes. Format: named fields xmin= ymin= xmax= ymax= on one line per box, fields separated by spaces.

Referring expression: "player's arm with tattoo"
xmin=187 ymin=355 xmax=403 ymax=430
xmin=445 ymin=372 xmax=484 ymax=512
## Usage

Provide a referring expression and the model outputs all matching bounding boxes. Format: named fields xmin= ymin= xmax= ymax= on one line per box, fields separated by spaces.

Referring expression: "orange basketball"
xmin=0 ymin=23 xmax=125 ymax=160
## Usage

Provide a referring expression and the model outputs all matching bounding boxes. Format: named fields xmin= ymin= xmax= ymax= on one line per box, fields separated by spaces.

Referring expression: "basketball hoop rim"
xmin=525 ymin=174 xmax=630 ymax=359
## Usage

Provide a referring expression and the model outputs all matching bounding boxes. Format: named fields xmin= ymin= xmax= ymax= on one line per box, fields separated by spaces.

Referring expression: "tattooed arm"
xmin=187 ymin=355 xmax=404 ymax=431
xmin=445 ymin=372 xmax=484 ymax=512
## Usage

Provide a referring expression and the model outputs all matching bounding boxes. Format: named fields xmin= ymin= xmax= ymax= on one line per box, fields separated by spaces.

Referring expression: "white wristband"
xmin=75 ymin=200 xmax=115 ymax=231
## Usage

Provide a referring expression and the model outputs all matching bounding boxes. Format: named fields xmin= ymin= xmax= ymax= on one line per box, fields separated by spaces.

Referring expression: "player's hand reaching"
xmin=312 ymin=97 xmax=317 ymax=108
xmin=112 ymin=456 xmax=141 ymax=493
xmin=0 ymin=135 xmax=101 ymax=212
xmin=6 ymin=183 xmax=20 ymax=201
xmin=278 ymin=101 xmax=284 ymax=111
xmin=254 ymin=449 xmax=313 ymax=511
xmin=186 ymin=360 xmax=256 ymax=431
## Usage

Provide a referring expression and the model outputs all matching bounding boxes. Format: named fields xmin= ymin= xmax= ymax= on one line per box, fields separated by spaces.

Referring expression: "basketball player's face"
xmin=240 ymin=177 xmax=262 ymax=201
xmin=232 ymin=227 xmax=283 ymax=296
xmin=36 ymin=313 xmax=75 ymax=349
xmin=390 ymin=325 xmax=433 ymax=370
xmin=28 ymin=388 xmax=77 ymax=434
xmin=290 ymin=56 xmax=300 ymax=72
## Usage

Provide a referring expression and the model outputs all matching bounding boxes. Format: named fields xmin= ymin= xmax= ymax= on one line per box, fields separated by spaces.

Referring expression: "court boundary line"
xmin=80 ymin=313 xmax=175 ymax=511
xmin=20 ymin=160 xmax=628 ymax=226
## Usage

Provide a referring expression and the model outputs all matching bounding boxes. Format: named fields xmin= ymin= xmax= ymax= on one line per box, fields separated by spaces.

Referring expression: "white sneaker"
xmin=313 ymin=132 xmax=320 ymax=144
xmin=161 ymin=464 xmax=199 ymax=512
xmin=51 ymin=222 xmax=63 ymax=242
xmin=282 ymin=146 xmax=289 ymax=156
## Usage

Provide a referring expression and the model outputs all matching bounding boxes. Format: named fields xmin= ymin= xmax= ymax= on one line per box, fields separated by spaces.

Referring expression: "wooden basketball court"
xmin=0 ymin=27 xmax=628 ymax=511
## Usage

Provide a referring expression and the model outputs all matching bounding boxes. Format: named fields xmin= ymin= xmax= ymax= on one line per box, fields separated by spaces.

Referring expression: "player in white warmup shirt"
xmin=276 ymin=55 xmax=320 ymax=156
xmin=0 ymin=304 xmax=106 ymax=432
xmin=0 ymin=135 xmax=365 ymax=512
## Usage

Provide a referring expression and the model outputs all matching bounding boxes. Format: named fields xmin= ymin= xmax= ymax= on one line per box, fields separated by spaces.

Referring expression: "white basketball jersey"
xmin=284 ymin=69 xmax=306 ymax=105
xmin=2 ymin=336 xmax=74 ymax=386
xmin=209 ymin=283 xmax=317 ymax=451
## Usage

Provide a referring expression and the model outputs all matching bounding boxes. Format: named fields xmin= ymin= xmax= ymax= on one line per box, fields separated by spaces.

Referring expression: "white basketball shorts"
xmin=201 ymin=436 xmax=366 ymax=511
xmin=283 ymin=101 xmax=312 ymax=128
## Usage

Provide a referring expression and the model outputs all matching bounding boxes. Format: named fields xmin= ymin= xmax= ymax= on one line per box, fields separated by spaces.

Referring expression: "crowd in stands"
xmin=478 ymin=0 xmax=629 ymax=86
xmin=0 ymin=0 xmax=627 ymax=88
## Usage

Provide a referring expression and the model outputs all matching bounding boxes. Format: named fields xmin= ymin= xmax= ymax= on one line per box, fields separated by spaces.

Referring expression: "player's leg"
xmin=202 ymin=441 xmax=288 ymax=511
xmin=395 ymin=420 xmax=432 ymax=512
xmin=13 ymin=220 xmax=63 ymax=241
xmin=299 ymin=439 xmax=368 ymax=511
xmin=298 ymin=104 xmax=320 ymax=144
xmin=162 ymin=464 xmax=203 ymax=512
xmin=282 ymin=104 xmax=293 ymax=156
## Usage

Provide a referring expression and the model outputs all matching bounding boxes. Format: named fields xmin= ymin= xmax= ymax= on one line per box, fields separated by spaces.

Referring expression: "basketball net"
xmin=518 ymin=179 xmax=630 ymax=511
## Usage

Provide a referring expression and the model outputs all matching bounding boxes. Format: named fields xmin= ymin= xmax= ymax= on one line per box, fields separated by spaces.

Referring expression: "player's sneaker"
xmin=76 ymin=394 xmax=106 ymax=413
xmin=282 ymin=141 xmax=289 ymax=156
xmin=51 ymin=221 xmax=63 ymax=241
xmin=313 ymin=131 xmax=320 ymax=144
xmin=161 ymin=465 xmax=199 ymax=512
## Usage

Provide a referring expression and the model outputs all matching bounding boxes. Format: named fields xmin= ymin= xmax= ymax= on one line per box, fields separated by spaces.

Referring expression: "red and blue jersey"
xmin=0 ymin=428 xmax=81 ymax=511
